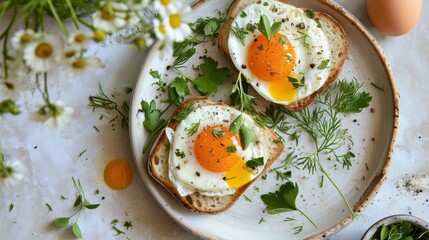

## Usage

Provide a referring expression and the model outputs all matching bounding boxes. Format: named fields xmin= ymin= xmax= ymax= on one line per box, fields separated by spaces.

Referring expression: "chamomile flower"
xmin=126 ymin=0 xmax=149 ymax=10
xmin=64 ymin=57 xmax=100 ymax=77
xmin=68 ymin=31 xmax=91 ymax=51
xmin=161 ymin=4 xmax=192 ymax=42
xmin=153 ymin=18 xmax=168 ymax=41
xmin=0 ymin=160 xmax=25 ymax=188
xmin=153 ymin=0 xmax=183 ymax=16
xmin=131 ymin=32 xmax=154 ymax=49
xmin=23 ymin=34 xmax=63 ymax=72
xmin=11 ymin=29 xmax=39 ymax=50
xmin=43 ymin=101 xmax=74 ymax=128
xmin=92 ymin=2 xmax=128 ymax=32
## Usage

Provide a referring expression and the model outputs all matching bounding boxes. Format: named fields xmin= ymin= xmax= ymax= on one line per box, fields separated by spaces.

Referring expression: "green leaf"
xmin=212 ymin=127 xmax=225 ymax=138
xmin=230 ymin=78 xmax=254 ymax=112
xmin=186 ymin=120 xmax=200 ymax=136
xmin=304 ymin=9 xmax=315 ymax=19
xmin=53 ymin=217 xmax=69 ymax=228
xmin=240 ymin=11 xmax=247 ymax=18
xmin=174 ymin=102 xmax=195 ymax=121
xmin=168 ymin=77 xmax=190 ymax=105
xmin=246 ymin=23 xmax=256 ymax=33
xmin=258 ymin=15 xmax=282 ymax=41
xmin=229 ymin=115 xmax=243 ymax=133
xmin=193 ymin=57 xmax=231 ymax=95
xmin=344 ymin=92 xmax=372 ymax=113
xmin=85 ymin=203 xmax=100 ymax=210
xmin=172 ymin=47 xmax=196 ymax=68
xmin=226 ymin=146 xmax=237 ymax=153
xmin=240 ymin=124 xmax=256 ymax=150
xmin=317 ymin=59 xmax=330 ymax=70
xmin=379 ymin=224 xmax=388 ymax=240
xmin=246 ymin=157 xmax=264 ymax=170
xmin=72 ymin=222 xmax=82 ymax=238
xmin=231 ymin=22 xmax=248 ymax=45
xmin=288 ymin=76 xmax=305 ymax=89
xmin=73 ymin=195 xmax=82 ymax=207
xmin=141 ymin=100 xmax=166 ymax=132
xmin=280 ymin=35 xmax=287 ymax=45
xmin=261 ymin=182 xmax=299 ymax=214
xmin=149 ymin=69 xmax=161 ymax=79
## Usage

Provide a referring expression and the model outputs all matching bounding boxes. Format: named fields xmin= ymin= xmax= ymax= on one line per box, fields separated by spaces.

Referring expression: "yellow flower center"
xmin=93 ymin=30 xmax=106 ymax=42
xmin=161 ymin=0 xmax=171 ymax=6
xmin=72 ymin=59 xmax=87 ymax=69
xmin=133 ymin=38 xmax=145 ymax=48
xmin=159 ymin=24 xmax=166 ymax=34
xmin=169 ymin=14 xmax=181 ymax=29
xmin=20 ymin=34 xmax=31 ymax=43
xmin=35 ymin=43 xmax=53 ymax=59
xmin=74 ymin=34 xmax=86 ymax=43
xmin=101 ymin=9 xmax=115 ymax=21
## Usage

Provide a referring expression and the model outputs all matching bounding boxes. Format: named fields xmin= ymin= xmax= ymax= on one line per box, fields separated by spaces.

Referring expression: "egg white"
xmin=228 ymin=1 xmax=331 ymax=104
xmin=166 ymin=105 xmax=270 ymax=197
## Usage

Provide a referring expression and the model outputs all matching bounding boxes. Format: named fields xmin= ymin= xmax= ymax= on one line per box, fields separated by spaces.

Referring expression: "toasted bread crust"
xmin=218 ymin=0 xmax=348 ymax=111
xmin=148 ymin=97 xmax=284 ymax=214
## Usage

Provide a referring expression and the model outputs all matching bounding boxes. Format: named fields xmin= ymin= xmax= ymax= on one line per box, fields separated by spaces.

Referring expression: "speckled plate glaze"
xmin=129 ymin=0 xmax=399 ymax=239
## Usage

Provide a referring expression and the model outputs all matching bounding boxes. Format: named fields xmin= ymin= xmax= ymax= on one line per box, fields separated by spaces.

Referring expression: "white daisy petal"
xmin=1 ymin=160 xmax=25 ymax=188
xmin=23 ymin=34 xmax=63 ymax=72
xmin=64 ymin=57 xmax=101 ymax=77
xmin=11 ymin=29 xmax=40 ymax=50
xmin=92 ymin=2 xmax=128 ymax=32
xmin=68 ymin=31 xmax=91 ymax=51
xmin=43 ymin=101 xmax=74 ymax=128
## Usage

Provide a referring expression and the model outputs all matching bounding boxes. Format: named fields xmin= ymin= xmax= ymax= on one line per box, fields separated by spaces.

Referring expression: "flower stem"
xmin=1 ymin=6 xmax=17 ymax=79
xmin=65 ymin=0 xmax=80 ymax=30
xmin=298 ymin=209 xmax=318 ymax=229
xmin=46 ymin=0 xmax=69 ymax=37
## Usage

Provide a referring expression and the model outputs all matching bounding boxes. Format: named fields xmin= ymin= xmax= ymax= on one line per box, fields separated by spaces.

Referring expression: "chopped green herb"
xmin=317 ymin=59 xmax=330 ymax=70
xmin=259 ymin=218 xmax=266 ymax=224
xmin=193 ymin=57 xmax=231 ymax=95
xmin=167 ymin=76 xmax=190 ymax=105
xmin=294 ymin=225 xmax=303 ymax=234
xmin=226 ymin=146 xmax=237 ymax=153
xmin=246 ymin=23 xmax=256 ymax=33
xmin=93 ymin=126 xmax=100 ymax=132
xmin=288 ymin=76 xmax=305 ymax=88
xmin=231 ymin=22 xmax=248 ymax=45
xmin=243 ymin=194 xmax=252 ymax=202
xmin=371 ymin=82 xmax=385 ymax=92
xmin=212 ymin=127 xmax=225 ymax=138
xmin=295 ymin=30 xmax=309 ymax=48
xmin=370 ymin=221 xmax=429 ymax=240
xmin=9 ymin=203 xmax=14 ymax=212
xmin=78 ymin=150 xmax=86 ymax=158
xmin=246 ymin=157 xmax=264 ymax=170
xmin=175 ymin=149 xmax=186 ymax=158
xmin=111 ymin=219 xmax=119 ymax=225
xmin=240 ymin=11 xmax=247 ymax=18
xmin=124 ymin=221 xmax=133 ymax=230
xmin=112 ymin=226 xmax=125 ymax=236
xmin=280 ymin=35 xmax=287 ymax=45
xmin=95 ymin=189 xmax=100 ymax=195
xmin=186 ymin=120 xmax=200 ymax=136
xmin=304 ymin=9 xmax=315 ymax=19
xmin=284 ymin=217 xmax=296 ymax=222
xmin=46 ymin=203 xmax=53 ymax=211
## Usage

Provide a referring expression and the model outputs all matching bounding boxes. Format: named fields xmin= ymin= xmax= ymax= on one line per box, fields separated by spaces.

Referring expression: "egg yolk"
xmin=247 ymin=33 xmax=298 ymax=101
xmin=224 ymin=158 xmax=251 ymax=189
xmin=194 ymin=125 xmax=242 ymax=172
xmin=104 ymin=159 xmax=133 ymax=190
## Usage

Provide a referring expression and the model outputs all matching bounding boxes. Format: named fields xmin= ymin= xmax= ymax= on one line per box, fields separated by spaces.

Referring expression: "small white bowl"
xmin=362 ymin=214 xmax=429 ymax=240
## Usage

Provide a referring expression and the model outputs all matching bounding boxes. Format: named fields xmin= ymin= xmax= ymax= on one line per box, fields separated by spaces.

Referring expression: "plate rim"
xmin=129 ymin=0 xmax=400 ymax=239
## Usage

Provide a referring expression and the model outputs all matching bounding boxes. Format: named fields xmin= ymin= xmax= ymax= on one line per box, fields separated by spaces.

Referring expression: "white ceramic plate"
xmin=129 ymin=0 xmax=399 ymax=239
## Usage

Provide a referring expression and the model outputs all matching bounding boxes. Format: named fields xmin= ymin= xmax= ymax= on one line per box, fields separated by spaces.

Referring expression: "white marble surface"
xmin=1 ymin=0 xmax=428 ymax=239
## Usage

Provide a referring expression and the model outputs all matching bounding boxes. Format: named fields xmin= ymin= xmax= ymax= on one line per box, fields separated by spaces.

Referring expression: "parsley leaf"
xmin=317 ymin=59 xmax=330 ymax=70
xmin=193 ymin=57 xmax=231 ymax=95
xmin=331 ymin=79 xmax=372 ymax=113
xmin=141 ymin=100 xmax=165 ymax=132
xmin=168 ymin=76 xmax=189 ymax=105
xmin=174 ymin=102 xmax=195 ymax=121
xmin=240 ymin=123 xmax=256 ymax=150
xmin=246 ymin=157 xmax=264 ymax=170
xmin=258 ymin=14 xmax=282 ymax=41
xmin=261 ymin=182 xmax=317 ymax=228
xmin=230 ymin=77 xmax=254 ymax=112
xmin=190 ymin=16 xmax=225 ymax=37
xmin=186 ymin=120 xmax=200 ymax=136
xmin=280 ymin=35 xmax=287 ymax=45
xmin=288 ymin=76 xmax=305 ymax=89
xmin=229 ymin=115 xmax=244 ymax=133
xmin=226 ymin=146 xmax=237 ymax=153
xmin=240 ymin=11 xmax=247 ymax=18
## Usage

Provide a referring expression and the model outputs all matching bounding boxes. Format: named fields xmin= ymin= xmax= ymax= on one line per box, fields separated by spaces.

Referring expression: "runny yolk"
xmin=194 ymin=125 xmax=242 ymax=172
xmin=247 ymin=33 xmax=298 ymax=101
xmin=104 ymin=159 xmax=133 ymax=190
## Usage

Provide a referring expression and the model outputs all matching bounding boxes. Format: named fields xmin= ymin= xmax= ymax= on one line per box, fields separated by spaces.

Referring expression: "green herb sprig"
xmin=53 ymin=177 xmax=100 ymax=238
xmin=258 ymin=14 xmax=282 ymax=41
xmin=370 ymin=221 xmax=429 ymax=240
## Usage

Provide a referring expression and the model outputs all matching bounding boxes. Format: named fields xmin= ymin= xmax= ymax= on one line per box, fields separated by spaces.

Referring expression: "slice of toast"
xmin=148 ymin=96 xmax=284 ymax=214
xmin=219 ymin=0 xmax=348 ymax=111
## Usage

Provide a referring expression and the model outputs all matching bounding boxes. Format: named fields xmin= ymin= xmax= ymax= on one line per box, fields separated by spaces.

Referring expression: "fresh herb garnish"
xmin=261 ymin=182 xmax=317 ymax=228
xmin=193 ymin=57 xmax=231 ymax=95
xmin=370 ymin=221 xmax=429 ymax=240
xmin=9 ymin=203 xmax=14 ymax=212
xmin=230 ymin=75 xmax=255 ymax=113
xmin=295 ymin=30 xmax=309 ymax=49
xmin=288 ymin=76 xmax=305 ymax=89
xmin=304 ymin=9 xmax=315 ymax=19
xmin=231 ymin=22 xmax=248 ymax=45
xmin=175 ymin=149 xmax=185 ymax=158
xmin=212 ymin=127 xmax=225 ymax=138
xmin=246 ymin=157 xmax=264 ymax=170
xmin=53 ymin=177 xmax=100 ymax=239
xmin=240 ymin=11 xmax=247 ymax=18
xmin=258 ymin=14 xmax=282 ymax=41
xmin=246 ymin=23 xmax=256 ymax=33
xmin=280 ymin=35 xmax=287 ymax=45
xmin=150 ymin=69 xmax=166 ymax=92
xmin=240 ymin=123 xmax=256 ymax=149
xmin=226 ymin=146 xmax=237 ymax=153
xmin=370 ymin=82 xmax=385 ymax=92
xmin=186 ymin=120 xmax=200 ymax=136
xmin=168 ymin=76 xmax=190 ymax=105
xmin=317 ymin=59 xmax=330 ymax=70
xmin=124 ymin=221 xmax=133 ymax=230
xmin=46 ymin=203 xmax=53 ymax=211
xmin=88 ymin=83 xmax=129 ymax=128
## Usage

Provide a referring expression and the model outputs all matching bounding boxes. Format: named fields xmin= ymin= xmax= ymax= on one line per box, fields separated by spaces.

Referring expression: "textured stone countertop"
xmin=1 ymin=0 xmax=428 ymax=239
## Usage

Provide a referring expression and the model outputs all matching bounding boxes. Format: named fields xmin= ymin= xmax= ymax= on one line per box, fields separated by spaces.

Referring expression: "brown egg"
xmin=367 ymin=0 xmax=422 ymax=36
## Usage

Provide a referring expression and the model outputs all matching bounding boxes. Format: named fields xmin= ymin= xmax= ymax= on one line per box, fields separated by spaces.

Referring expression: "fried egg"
xmin=166 ymin=105 xmax=271 ymax=197
xmin=228 ymin=1 xmax=331 ymax=104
